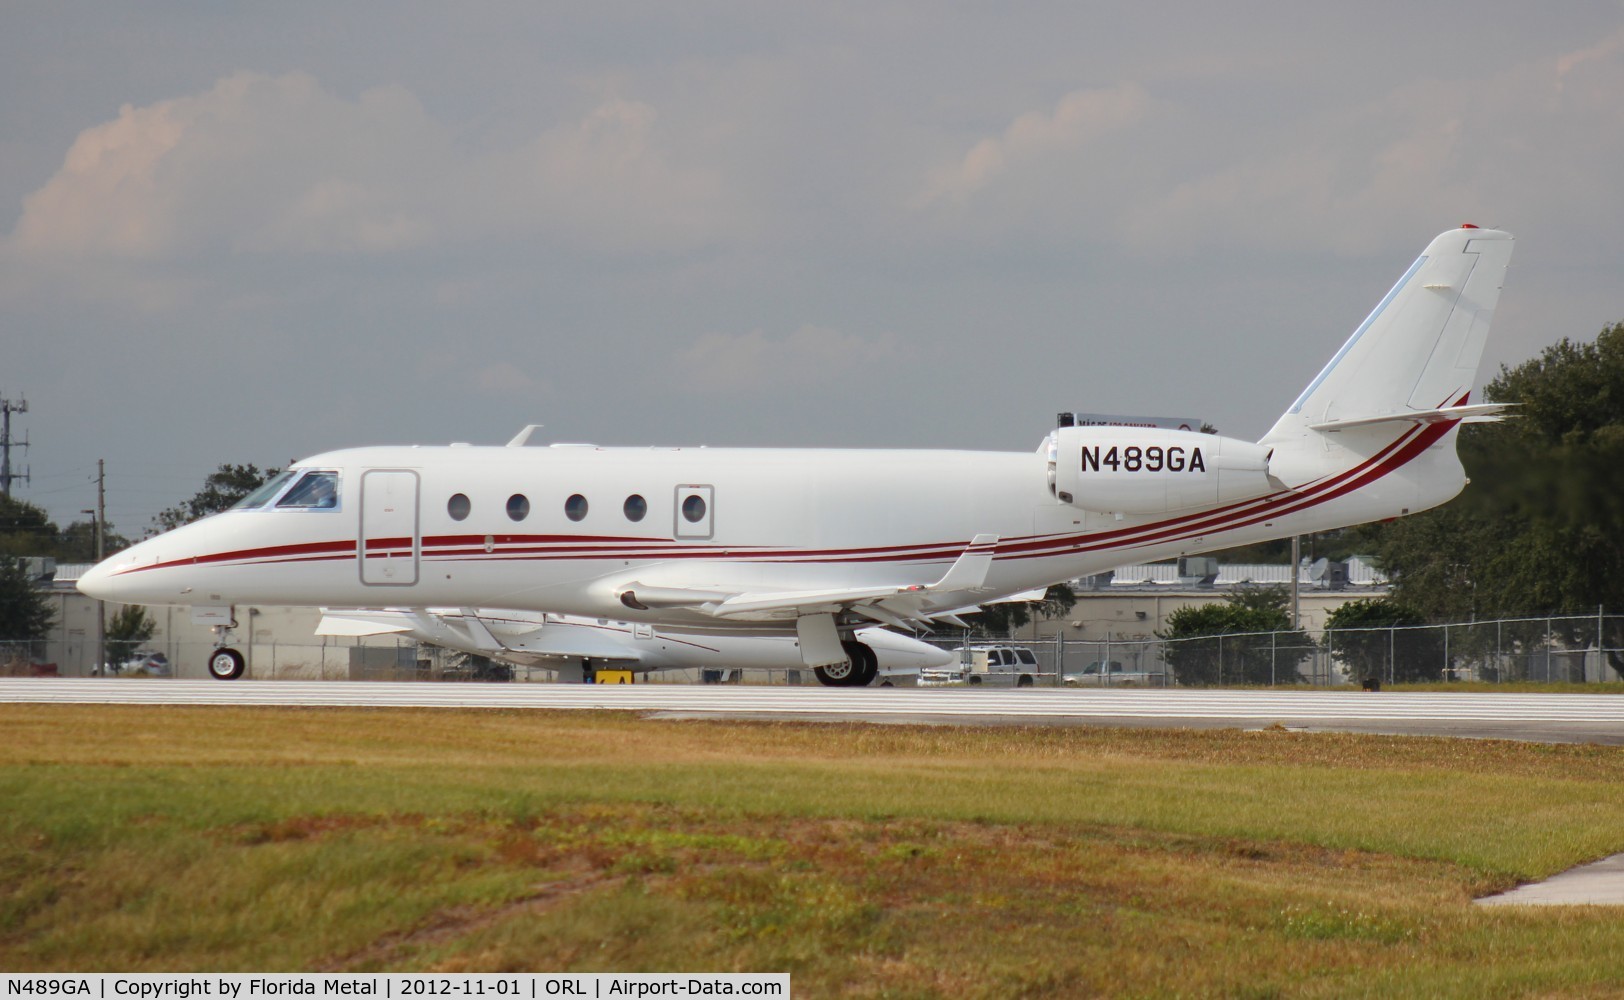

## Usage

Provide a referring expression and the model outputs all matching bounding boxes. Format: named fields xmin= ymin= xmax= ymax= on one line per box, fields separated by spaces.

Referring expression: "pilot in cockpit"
xmin=277 ymin=471 xmax=340 ymax=510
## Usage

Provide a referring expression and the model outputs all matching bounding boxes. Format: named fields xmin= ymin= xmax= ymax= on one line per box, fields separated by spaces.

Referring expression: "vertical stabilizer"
xmin=1263 ymin=226 xmax=1513 ymax=442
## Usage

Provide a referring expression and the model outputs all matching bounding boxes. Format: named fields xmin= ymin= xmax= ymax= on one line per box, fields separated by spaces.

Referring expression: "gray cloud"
xmin=8 ymin=72 xmax=738 ymax=269
xmin=3 ymin=2 xmax=1623 ymax=536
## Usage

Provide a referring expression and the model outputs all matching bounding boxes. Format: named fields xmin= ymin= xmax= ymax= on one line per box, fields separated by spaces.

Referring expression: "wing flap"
xmin=614 ymin=534 xmax=1002 ymax=624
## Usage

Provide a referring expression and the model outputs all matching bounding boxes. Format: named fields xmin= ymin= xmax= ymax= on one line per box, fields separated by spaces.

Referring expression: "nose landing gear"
xmin=207 ymin=647 xmax=246 ymax=681
xmin=206 ymin=617 xmax=246 ymax=680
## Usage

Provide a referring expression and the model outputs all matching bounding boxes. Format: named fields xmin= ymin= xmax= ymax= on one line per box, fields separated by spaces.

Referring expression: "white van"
xmin=918 ymin=645 xmax=1041 ymax=687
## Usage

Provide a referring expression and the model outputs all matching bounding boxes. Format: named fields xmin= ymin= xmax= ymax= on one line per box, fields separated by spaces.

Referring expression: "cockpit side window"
xmin=231 ymin=470 xmax=298 ymax=510
xmin=276 ymin=471 xmax=341 ymax=510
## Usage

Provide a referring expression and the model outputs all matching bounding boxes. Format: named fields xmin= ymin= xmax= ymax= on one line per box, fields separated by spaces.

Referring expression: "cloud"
xmin=6 ymin=71 xmax=735 ymax=265
xmin=1120 ymin=38 xmax=1624 ymax=255
xmin=472 ymin=361 xmax=543 ymax=395
xmin=673 ymin=324 xmax=899 ymax=393
xmin=1556 ymin=26 xmax=1624 ymax=81
xmin=913 ymin=84 xmax=1154 ymax=208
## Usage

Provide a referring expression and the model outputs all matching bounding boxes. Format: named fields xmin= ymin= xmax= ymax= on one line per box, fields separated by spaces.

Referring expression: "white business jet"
xmin=316 ymin=609 xmax=952 ymax=684
xmin=80 ymin=226 xmax=1515 ymax=686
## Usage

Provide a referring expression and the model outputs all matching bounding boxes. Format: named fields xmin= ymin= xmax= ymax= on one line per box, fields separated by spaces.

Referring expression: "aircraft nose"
xmin=77 ymin=539 xmax=173 ymax=604
xmin=76 ymin=555 xmax=130 ymax=601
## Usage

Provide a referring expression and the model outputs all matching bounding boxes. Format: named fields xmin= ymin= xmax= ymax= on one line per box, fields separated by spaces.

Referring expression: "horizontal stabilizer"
xmin=1309 ymin=403 xmax=1513 ymax=432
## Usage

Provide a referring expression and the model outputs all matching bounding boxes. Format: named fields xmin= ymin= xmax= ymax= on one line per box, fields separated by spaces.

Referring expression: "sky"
xmin=5 ymin=1 xmax=1624 ymax=539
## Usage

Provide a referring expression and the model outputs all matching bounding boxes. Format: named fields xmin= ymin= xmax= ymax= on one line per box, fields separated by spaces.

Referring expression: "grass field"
xmin=3 ymin=705 xmax=1624 ymax=996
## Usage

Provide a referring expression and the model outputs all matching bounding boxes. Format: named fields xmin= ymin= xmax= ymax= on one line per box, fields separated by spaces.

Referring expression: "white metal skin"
xmin=316 ymin=609 xmax=954 ymax=679
xmin=80 ymin=227 xmax=1514 ymax=661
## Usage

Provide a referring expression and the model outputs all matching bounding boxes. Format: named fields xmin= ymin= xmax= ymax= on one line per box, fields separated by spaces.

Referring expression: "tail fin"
xmin=1263 ymin=225 xmax=1514 ymax=442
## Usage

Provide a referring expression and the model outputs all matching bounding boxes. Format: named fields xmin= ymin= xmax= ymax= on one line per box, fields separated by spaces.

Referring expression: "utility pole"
xmin=96 ymin=459 xmax=106 ymax=675
xmin=0 ymin=394 xmax=28 ymax=497
xmin=84 ymin=461 xmax=106 ymax=675
xmin=1290 ymin=535 xmax=1301 ymax=628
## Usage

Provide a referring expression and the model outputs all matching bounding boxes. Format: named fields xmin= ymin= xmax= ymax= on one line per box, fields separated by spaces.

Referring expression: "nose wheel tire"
xmin=207 ymin=647 xmax=246 ymax=681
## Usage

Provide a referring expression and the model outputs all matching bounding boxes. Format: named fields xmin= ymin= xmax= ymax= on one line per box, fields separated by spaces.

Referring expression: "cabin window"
xmin=231 ymin=470 xmax=297 ymax=510
xmin=276 ymin=471 xmax=340 ymax=510
xmin=565 ymin=494 xmax=589 ymax=522
xmin=447 ymin=493 xmax=471 ymax=521
xmin=623 ymin=494 xmax=647 ymax=522
xmin=682 ymin=494 xmax=707 ymax=523
xmin=507 ymin=494 xmax=530 ymax=521
xmin=1016 ymin=649 xmax=1038 ymax=666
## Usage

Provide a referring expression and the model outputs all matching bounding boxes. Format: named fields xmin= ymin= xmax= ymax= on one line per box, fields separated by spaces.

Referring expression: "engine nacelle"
xmin=1049 ymin=426 xmax=1277 ymax=515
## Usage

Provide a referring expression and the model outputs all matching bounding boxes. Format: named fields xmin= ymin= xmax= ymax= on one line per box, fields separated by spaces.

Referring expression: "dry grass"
xmin=3 ymin=705 xmax=1624 ymax=996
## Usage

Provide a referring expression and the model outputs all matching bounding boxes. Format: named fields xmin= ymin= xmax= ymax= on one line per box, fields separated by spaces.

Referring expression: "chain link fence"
xmin=924 ymin=612 xmax=1624 ymax=687
xmin=7 ymin=613 xmax=1624 ymax=685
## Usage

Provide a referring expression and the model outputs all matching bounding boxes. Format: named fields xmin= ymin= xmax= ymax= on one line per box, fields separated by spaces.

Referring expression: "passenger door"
xmin=360 ymin=470 xmax=419 ymax=586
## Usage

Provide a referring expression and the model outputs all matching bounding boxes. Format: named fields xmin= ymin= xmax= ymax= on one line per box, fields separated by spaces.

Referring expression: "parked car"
xmin=918 ymin=645 xmax=1041 ymax=688
xmin=99 ymin=651 xmax=171 ymax=677
xmin=1062 ymin=660 xmax=1159 ymax=686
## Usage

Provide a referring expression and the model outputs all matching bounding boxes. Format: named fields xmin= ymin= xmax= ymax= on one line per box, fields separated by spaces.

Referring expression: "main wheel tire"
xmin=842 ymin=640 xmax=879 ymax=687
xmin=1017 ymin=674 xmax=1034 ymax=688
xmin=207 ymin=647 xmax=246 ymax=681
xmin=813 ymin=658 xmax=858 ymax=686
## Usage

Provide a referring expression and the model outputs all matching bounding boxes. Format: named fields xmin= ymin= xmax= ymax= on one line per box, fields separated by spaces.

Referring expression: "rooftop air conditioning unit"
xmin=1177 ymin=556 xmax=1219 ymax=587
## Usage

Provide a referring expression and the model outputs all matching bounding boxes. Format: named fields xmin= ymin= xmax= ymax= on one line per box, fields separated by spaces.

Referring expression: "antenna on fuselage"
xmin=506 ymin=425 xmax=545 ymax=447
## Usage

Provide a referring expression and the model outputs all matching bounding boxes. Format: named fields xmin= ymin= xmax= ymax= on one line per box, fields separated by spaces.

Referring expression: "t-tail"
xmin=1259 ymin=224 xmax=1514 ymax=526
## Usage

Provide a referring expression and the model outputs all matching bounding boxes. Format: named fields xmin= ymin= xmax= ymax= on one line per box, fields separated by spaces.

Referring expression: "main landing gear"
xmin=813 ymin=640 xmax=878 ymax=687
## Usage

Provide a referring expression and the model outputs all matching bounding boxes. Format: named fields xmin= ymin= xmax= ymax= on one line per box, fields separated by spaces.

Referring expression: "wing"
xmin=615 ymin=534 xmax=1002 ymax=629
xmin=318 ymin=608 xmax=643 ymax=664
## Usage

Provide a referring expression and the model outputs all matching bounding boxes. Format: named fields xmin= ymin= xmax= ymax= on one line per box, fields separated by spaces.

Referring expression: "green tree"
xmin=153 ymin=464 xmax=279 ymax=533
xmin=0 ymin=495 xmax=131 ymax=562
xmin=55 ymin=519 xmax=132 ymax=562
xmin=1323 ymin=598 xmax=1445 ymax=684
xmin=1157 ymin=585 xmax=1314 ymax=686
xmin=105 ymin=605 xmax=157 ymax=666
xmin=0 ymin=495 xmax=55 ymax=558
xmin=1362 ymin=322 xmax=1624 ymax=670
xmin=0 ymin=554 xmax=55 ymax=644
xmin=962 ymin=584 xmax=1077 ymax=635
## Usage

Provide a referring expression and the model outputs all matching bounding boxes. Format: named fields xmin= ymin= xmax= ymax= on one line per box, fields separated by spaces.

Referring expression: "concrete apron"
xmin=1476 ymin=852 xmax=1624 ymax=907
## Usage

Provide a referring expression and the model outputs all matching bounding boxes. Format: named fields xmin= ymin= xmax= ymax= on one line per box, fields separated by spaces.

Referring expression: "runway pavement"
xmin=3 ymin=679 xmax=1623 ymax=743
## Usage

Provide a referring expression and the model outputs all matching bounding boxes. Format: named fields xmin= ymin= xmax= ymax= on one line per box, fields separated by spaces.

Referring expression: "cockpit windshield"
xmin=230 ymin=470 xmax=298 ymax=511
xmin=277 ymin=471 xmax=341 ymax=510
